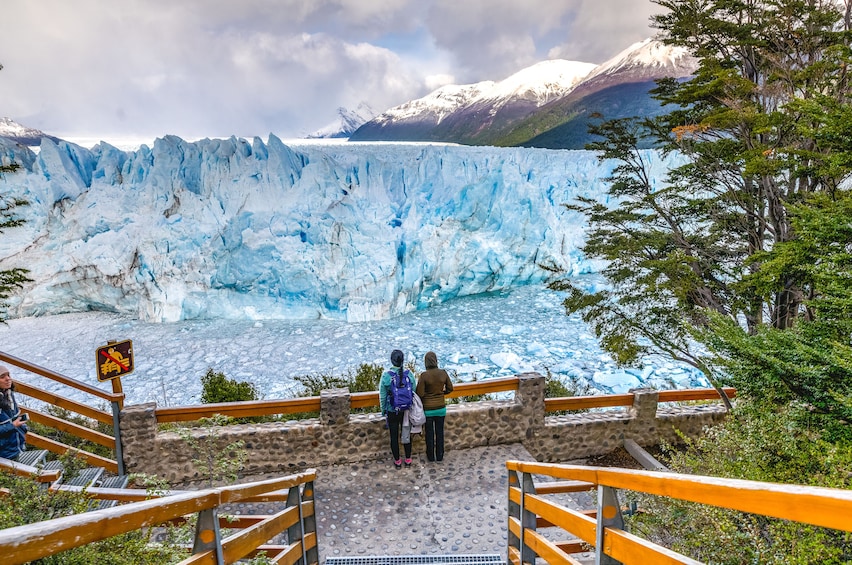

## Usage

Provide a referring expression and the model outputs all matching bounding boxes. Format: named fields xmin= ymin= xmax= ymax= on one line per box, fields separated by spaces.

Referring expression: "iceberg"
xmin=0 ymin=135 xmax=680 ymax=323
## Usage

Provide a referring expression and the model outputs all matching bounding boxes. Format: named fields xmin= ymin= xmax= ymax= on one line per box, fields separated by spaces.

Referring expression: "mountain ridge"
xmin=350 ymin=38 xmax=697 ymax=149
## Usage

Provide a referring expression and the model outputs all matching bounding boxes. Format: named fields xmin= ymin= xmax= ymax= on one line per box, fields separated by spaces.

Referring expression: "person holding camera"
xmin=0 ymin=365 xmax=28 ymax=461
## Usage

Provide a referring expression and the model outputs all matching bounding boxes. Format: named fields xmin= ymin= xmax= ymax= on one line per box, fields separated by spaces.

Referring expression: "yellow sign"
xmin=96 ymin=340 xmax=134 ymax=382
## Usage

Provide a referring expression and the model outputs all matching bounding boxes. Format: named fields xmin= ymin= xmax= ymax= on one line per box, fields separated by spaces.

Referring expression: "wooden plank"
xmin=13 ymin=382 xmax=114 ymax=425
xmin=0 ymin=491 xmax=220 ymax=565
xmin=350 ymin=391 xmax=379 ymax=409
xmin=605 ymin=526 xmax=702 ymax=565
xmin=221 ymin=507 xmax=300 ymax=562
xmin=0 ymin=351 xmax=123 ymax=403
xmin=218 ymin=471 xmax=317 ymax=503
xmin=534 ymin=480 xmax=596 ymax=494
xmin=507 ymin=461 xmax=852 ymax=532
xmin=624 ymin=439 xmax=668 ymax=471
xmin=545 ymin=394 xmax=634 ymax=412
xmin=524 ymin=493 xmax=598 ymax=545
xmin=522 ymin=527 xmax=586 ymax=565
xmin=0 ymin=456 xmax=61 ymax=483
xmin=24 ymin=407 xmax=116 ymax=448
xmin=156 ymin=397 xmax=322 ymax=423
xmin=447 ymin=377 xmax=519 ymax=398
xmin=554 ymin=540 xmax=590 ymax=554
xmin=657 ymin=387 xmax=736 ymax=403
xmin=270 ymin=537 xmax=308 ymax=565
xmin=25 ymin=433 xmax=119 ymax=474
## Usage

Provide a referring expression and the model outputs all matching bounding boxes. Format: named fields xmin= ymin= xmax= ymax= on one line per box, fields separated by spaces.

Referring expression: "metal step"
xmin=325 ymin=556 xmax=505 ymax=565
xmin=15 ymin=449 xmax=48 ymax=467
xmin=45 ymin=461 xmax=105 ymax=488
xmin=91 ymin=474 xmax=130 ymax=510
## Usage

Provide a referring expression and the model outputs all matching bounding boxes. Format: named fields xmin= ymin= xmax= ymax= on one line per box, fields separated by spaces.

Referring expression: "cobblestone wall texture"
xmin=120 ymin=374 xmax=728 ymax=483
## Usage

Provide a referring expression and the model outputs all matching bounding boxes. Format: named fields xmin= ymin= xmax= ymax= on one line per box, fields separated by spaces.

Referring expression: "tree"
xmin=550 ymin=0 xmax=852 ymax=407
xmin=0 ymin=63 xmax=31 ymax=321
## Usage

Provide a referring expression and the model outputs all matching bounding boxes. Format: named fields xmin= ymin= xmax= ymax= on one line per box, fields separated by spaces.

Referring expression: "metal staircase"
xmin=9 ymin=448 xmax=129 ymax=509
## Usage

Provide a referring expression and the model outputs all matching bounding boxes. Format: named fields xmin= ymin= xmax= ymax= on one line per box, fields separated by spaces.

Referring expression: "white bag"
xmin=409 ymin=393 xmax=426 ymax=427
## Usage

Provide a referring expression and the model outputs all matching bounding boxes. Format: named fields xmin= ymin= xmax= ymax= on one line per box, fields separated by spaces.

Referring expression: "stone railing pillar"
xmin=320 ymin=388 xmax=351 ymax=426
xmin=516 ymin=372 xmax=546 ymax=438
xmin=119 ymin=402 xmax=158 ymax=475
xmin=627 ymin=388 xmax=659 ymax=427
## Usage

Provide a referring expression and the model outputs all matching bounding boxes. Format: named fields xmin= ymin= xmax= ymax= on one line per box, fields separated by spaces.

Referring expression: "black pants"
xmin=424 ymin=415 xmax=445 ymax=461
xmin=387 ymin=412 xmax=411 ymax=461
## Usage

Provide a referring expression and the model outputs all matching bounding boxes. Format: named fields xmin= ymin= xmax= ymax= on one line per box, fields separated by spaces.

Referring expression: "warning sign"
xmin=96 ymin=340 xmax=134 ymax=382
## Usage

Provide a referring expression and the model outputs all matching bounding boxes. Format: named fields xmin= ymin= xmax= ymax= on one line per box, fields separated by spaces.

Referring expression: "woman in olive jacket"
xmin=415 ymin=352 xmax=454 ymax=462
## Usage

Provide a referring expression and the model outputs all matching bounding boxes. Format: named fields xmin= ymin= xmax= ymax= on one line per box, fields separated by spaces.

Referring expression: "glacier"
xmin=0 ymin=136 xmax=681 ymax=324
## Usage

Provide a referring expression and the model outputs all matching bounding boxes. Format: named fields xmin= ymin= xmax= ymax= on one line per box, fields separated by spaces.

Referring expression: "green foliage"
xmin=625 ymin=400 xmax=852 ymax=563
xmin=176 ymin=414 xmax=248 ymax=488
xmin=199 ymin=368 xmax=272 ymax=424
xmin=292 ymin=363 xmax=384 ymax=417
xmin=200 ymin=368 xmax=260 ymax=404
xmin=0 ymin=160 xmax=31 ymax=323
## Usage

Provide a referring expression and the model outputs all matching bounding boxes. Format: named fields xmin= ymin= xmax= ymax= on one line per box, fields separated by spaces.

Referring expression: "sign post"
xmin=96 ymin=340 xmax=134 ymax=408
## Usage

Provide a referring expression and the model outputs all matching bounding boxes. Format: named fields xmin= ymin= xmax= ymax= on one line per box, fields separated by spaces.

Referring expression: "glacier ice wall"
xmin=0 ymin=136 xmax=679 ymax=323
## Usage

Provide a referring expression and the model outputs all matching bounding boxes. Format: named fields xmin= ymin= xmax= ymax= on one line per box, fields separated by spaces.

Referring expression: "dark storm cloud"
xmin=0 ymin=0 xmax=658 ymax=142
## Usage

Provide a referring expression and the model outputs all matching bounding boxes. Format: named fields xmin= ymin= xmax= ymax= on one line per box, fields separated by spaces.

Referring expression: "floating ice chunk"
xmin=592 ymin=370 xmax=642 ymax=394
xmin=498 ymin=326 xmax=516 ymax=335
xmin=525 ymin=341 xmax=549 ymax=357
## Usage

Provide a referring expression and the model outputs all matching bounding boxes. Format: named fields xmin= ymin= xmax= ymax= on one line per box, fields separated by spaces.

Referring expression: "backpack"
xmin=389 ymin=368 xmax=413 ymax=412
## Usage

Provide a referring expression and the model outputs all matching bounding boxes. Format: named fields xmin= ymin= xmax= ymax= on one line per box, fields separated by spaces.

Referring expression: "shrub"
xmin=200 ymin=369 xmax=260 ymax=403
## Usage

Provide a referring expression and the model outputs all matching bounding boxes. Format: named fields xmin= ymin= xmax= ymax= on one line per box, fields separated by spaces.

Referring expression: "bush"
xmin=200 ymin=369 xmax=260 ymax=403
xmin=290 ymin=363 xmax=385 ymax=418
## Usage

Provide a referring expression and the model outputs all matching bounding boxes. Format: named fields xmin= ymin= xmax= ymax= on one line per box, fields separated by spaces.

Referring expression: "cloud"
xmin=0 ymin=0 xmax=658 ymax=141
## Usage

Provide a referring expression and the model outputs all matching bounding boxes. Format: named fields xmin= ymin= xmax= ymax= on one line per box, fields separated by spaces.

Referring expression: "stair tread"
xmin=15 ymin=449 xmax=48 ymax=467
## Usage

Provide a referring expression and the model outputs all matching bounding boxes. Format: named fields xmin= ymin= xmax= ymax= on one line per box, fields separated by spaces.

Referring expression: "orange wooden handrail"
xmin=25 ymin=433 xmax=119 ymax=474
xmin=23 ymin=407 xmax=116 ymax=448
xmin=155 ymin=382 xmax=733 ymax=423
xmin=0 ymin=351 xmax=123 ymax=403
xmin=448 ymin=376 xmax=520 ymax=398
xmin=156 ymin=396 xmax=323 ymax=423
xmin=13 ymin=382 xmax=115 ymax=425
xmin=0 ymin=469 xmax=317 ymax=565
xmin=544 ymin=387 xmax=735 ymax=413
xmin=510 ymin=460 xmax=852 ymax=531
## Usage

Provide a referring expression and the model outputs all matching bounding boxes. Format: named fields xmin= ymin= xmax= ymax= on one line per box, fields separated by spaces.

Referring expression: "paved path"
xmin=311 ymin=443 xmax=595 ymax=563
xmin=221 ymin=443 xmax=598 ymax=563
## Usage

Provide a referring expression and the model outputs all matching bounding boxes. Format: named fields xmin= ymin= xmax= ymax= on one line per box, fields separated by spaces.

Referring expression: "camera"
xmin=17 ymin=413 xmax=28 ymax=422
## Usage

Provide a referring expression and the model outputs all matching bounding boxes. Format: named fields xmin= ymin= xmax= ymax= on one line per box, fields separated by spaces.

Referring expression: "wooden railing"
xmin=507 ymin=460 xmax=852 ymax=565
xmin=154 ymin=376 xmax=731 ymax=424
xmin=0 ymin=469 xmax=318 ymax=565
xmin=0 ymin=351 xmax=126 ymax=474
xmin=544 ymin=386 xmax=737 ymax=412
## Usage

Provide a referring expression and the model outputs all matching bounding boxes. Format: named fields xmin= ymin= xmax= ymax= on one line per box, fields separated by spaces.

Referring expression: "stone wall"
xmin=119 ymin=374 xmax=729 ymax=483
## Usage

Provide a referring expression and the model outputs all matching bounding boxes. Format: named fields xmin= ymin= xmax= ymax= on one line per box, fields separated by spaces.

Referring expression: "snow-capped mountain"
xmin=350 ymin=60 xmax=595 ymax=144
xmin=305 ymin=102 xmax=377 ymax=139
xmin=0 ymin=117 xmax=61 ymax=146
xmin=569 ymin=38 xmax=697 ymax=98
xmin=350 ymin=39 xmax=697 ymax=148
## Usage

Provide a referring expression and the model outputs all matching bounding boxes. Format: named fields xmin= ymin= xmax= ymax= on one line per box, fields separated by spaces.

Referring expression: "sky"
xmin=0 ymin=0 xmax=660 ymax=145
